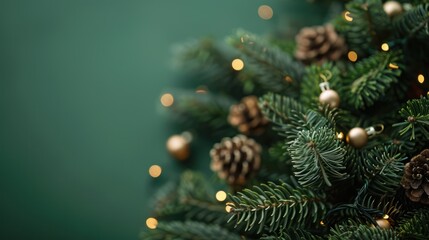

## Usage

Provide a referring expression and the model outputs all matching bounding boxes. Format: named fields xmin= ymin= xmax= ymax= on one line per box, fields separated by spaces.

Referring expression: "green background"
xmin=0 ymin=1 xmax=329 ymax=239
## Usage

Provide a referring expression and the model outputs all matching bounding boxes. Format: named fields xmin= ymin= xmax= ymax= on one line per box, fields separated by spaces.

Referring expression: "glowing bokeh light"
xmin=231 ymin=58 xmax=244 ymax=71
xmin=146 ymin=218 xmax=158 ymax=229
xmin=149 ymin=165 xmax=162 ymax=178
xmin=216 ymin=191 xmax=227 ymax=202
xmin=160 ymin=93 xmax=174 ymax=107
xmin=348 ymin=51 xmax=358 ymax=62
xmin=258 ymin=5 xmax=273 ymax=20
xmin=418 ymin=74 xmax=425 ymax=84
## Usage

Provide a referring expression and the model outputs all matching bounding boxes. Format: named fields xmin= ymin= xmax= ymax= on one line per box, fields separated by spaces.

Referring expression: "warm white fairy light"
xmin=216 ymin=190 xmax=227 ymax=202
xmin=344 ymin=11 xmax=353 ymax=21
xmin=149 ymin=165 xmax=162 ymax=178
xmin=381 ymin=43 xmax=389 ymax=51
xmin=225 ymin=202 xmax=233 ymax=213
xmin=348 ymin=51 xmax=358 ymax=62
xmin=258 ymin=5 xmax=273 ymax=20
xmin=418 ymin=74 xmax=425 ymax=84
xmin=232 ymin=58 xmax=244 ymax=71
xmin=389 ymin=63 xmax=399 ymax=69
xmin=160 ymin=93 xmax=174 ymax=107
xmin=146 ymin=217 xmax=158 ymax=229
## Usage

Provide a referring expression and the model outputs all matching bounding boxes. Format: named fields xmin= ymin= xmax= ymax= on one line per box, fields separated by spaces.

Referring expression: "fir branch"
xmin=397 ymin=208 xmax=429 ymax=239
xmin=173 ymin=38 xmax=244 ymax=95
xmin=227 ymin=30 xmax=304 ymax=96
xmin=335 ymin=0 xmax=391 ymax=56
xmin=259 ymin=93 xmax=307 ymax=141
xmin=153 ymin=171 xmax=228 ymax=224
xmin=259 ymin=93 xmax=337 ymax=143
xmin=300 ymin=62 xmax=342 ymax=108
xmin=362 ymin=145 xmax=407 ymax=196
xmin=342 ymin=51 xmax=403 ymax=110
xmin=393 ymin=3 xmax=429 ymax=40
xmin=288 ymin=127 xmax=348 ymax=188
xmin=140 ymin=221 xmax=241 ymax=240
xmin=169 ymin=90 xmax=236 ymax=138
xmin=261 ymin=228 xmax=323 ymax=240
xmin=227 ymin=181 xmax=328 ymax=233
xmin=393 ymin=95 xmax=429 ymax=140
xmin=327 ymin=221 xmax=398 ymax=240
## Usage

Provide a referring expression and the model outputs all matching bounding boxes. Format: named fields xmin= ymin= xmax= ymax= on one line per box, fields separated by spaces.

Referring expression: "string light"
xmin=232 ymin=58 xmax=244 ymax=71
xmin=381 ymin=43 xmax=389 ymax=51
xmin=149 ymin=165 xmax=162 ymax=178
xmin=336 ymin=132 xmax=344 ymax=140
xmin=196 ymin=86 xmax=208 ymax=94
xmin=344 ymin=11 xmax=353 ymax=21
xmin=225 ymin=203 xmax=233 ymax=213
xmin=348 ymin=51 xmax=358 ymax=62
xmin=383 ymin=214 xmax=390 ymax=220
xmin=216 ymin=191 xmax=227 ymax=202
xmin=418 ymin=74 xmax=425 ymax=83
xmin=258 ymin=5 xmax=273 ymax=20
xmin=160 ymin=93 xmax=174 ymax=107
xmin=389 ymin=63 xmax=399 ymax=69
xmin=284 ymin=76 xmax=293 ymax=83
xmin=146 ymin=217 xmax=158 ymax=229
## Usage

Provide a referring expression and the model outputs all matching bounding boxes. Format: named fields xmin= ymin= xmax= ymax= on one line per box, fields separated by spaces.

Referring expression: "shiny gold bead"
xmin=376 ymin=219 xmax=391 ymax=229
xmin=166 ymin=135 xmax=190 ymax=161
xmin=383 ymin=1 xmax=403 ymax=17
xmin=346 ymin=127 xmax=368 ymax=149
xmin=319 ymin=89 xmax=340 ymax=108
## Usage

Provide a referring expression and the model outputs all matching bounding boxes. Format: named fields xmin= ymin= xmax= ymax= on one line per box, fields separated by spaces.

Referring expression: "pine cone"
xmin=210 ymin=135 xmax=262 ymax=186
xmin=295 ymin=24 xmax=347 ymax=64
xmin=228 ymin=96 xmax=269 ymax=136
xmin=401 ymin=149 xmax=429 ymax=204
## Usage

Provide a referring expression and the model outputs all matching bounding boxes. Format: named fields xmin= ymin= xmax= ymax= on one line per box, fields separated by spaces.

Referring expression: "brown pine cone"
xmin=401 ymin=149 xmax=429 ymax=204
xmin=295 ymin=24 xmax=347 ymax=64
xmin=210 ymin=135 xmax=262 ymax=186
xmin=228 ymin=96 xmax=269 ymax=136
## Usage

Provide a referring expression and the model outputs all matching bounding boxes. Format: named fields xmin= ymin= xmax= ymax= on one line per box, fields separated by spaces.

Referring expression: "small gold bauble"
xmin=346 ymin=127 xmax=368 ymax=149
xmin=166 ymin=135 xmax=190 ymax=161
xmin=376 ymin=219 xmax=391 ymax=229
xmin=383 ymin=1 xmax=403 ymax=17
xmin=319 ymin=89 xmax=340 ymax=108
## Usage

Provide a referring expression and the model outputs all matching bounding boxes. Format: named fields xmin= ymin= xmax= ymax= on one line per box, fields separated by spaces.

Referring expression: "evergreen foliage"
xmin=261 ymin=228 xmax=323 ymax=240
xmin=335 ymin=0 xmax=390 ymax=56
xmin=341 ymin=51 xmax=403 ymax=110
xmin=362 ymin=145 xmax=406 ymax=196
xmin=227 ymin=30 xmax=305 ymax=97
xmin=227 ymin=181 xmax=328 ymax=233
xmin=144 ymin=0 xmax=429 ymax=239
xmin=393 ymin=3 xmax=429 ymax=40
xmin=397 ymin=208 xmax=429 ymax=239
xmin=394 ymin=95 xmax=429 ymax=140
xmin=328 ymin=221 xmax=398 ymax=240
xmin=140 ymin=221 xmax=241 ymax=240
xmin=288 ymin=127 xmax=347 ymax=188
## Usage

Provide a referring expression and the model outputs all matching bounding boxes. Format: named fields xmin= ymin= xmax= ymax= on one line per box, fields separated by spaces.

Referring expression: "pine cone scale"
xmin=210 ymin=135 xmax=262 ymax=187
xmin=401 ymin=148 xmax=429 ymax=204
xmin=228 ymin=96 xmax=268 ymax=136
xmin=295 ymin=24 xmax=347 ymax=64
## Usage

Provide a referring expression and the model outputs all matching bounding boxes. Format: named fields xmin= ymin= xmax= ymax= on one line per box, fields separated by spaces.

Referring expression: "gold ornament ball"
xmin=383 ymin=1 xmax=403 ymax=17
xmin=319 ymin=89 xmax=340 ymax=108
xmin=376 ymin=219 xmax=391 ymax=229
xmin=346 ymin=127 xmax=368 ymax=149
xmin=166 ymin=135 xmax=190 ymax=161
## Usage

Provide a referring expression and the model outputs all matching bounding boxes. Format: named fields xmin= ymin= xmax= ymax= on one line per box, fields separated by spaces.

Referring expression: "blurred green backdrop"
xmin=0 ymin=0 xmax=329 ymax=239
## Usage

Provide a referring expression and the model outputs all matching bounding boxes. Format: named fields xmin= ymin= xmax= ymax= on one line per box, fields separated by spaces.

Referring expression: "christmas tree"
xmin=142 ymin=0 xmax=429 ymax=239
